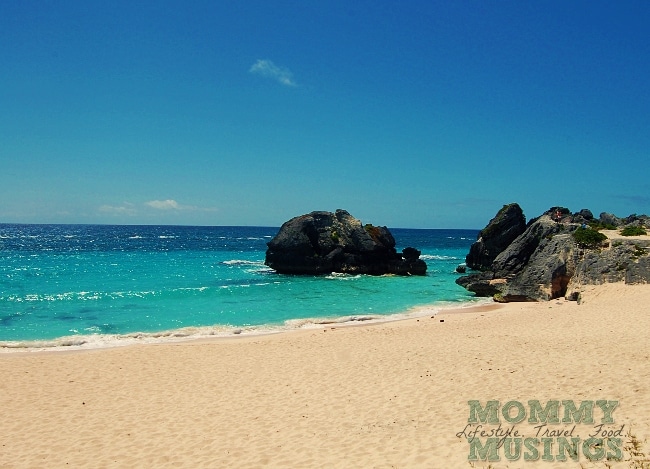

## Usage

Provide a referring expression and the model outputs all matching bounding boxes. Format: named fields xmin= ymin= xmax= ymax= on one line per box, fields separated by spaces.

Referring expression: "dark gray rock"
xmin=490 ymin=215 xmax=573 ymax=277
xmin=465 ymin=203 xmax=526 ymax=271
xmin=626 ymin=255 xmax=650 ymax=284
xmin=499 ymin=233 xmax=577 ymax=301
xmin=622 ymin=214 xmax=650 ymax=227
xmin=461 ymin=217 xmax=579 ymax=302
xmin=599 ymin=212 xmax=622 ymax=227
xmin=455 ymin=272 xmax=504 ymax=297
xmin=571 ymin=209 xmax=595 ymax=225
xmin=402 ymin=247 xmax=421 ymax=261
xmin=457 ymin=204 xmax=649 ymax=302
xmin=265 ymin=209 xmax=427 ymax=276
xmin=568 ymin=240 xmax=650 ymax=289
xmin=577 ymin=209 xmax=594 ymax=220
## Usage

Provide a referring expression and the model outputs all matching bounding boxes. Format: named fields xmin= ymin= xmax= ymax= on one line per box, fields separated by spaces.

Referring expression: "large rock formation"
xmin=456 ymin=205 xmax=650 ymax=302
xmin=569 ymin=241 xmax=650 ymax=286
xmin=465 ymin=203 xmax=526 ymax=271
xmin=490 ymin=213 xmax=569 ymax=277
xmin=265 ymin=210 xmax=427 ymax=276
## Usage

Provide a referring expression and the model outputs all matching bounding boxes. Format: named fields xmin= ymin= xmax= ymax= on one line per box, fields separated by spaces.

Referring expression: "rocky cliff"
xmin=456 ymin=204 xmax=650 ymax=302
xmin=465 ymin=203 xmax=527 ymax=271
xmin=265 ymin=210 xmax=427 ymax=276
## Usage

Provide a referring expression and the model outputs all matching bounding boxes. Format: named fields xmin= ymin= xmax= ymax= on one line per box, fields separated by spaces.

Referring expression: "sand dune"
xmin=2 ymin=282 xmax=649 ymax=468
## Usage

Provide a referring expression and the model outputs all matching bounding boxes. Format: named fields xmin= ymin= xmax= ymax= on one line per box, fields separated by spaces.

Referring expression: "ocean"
xmin=0 ymin=224 xmax=484 ymax=350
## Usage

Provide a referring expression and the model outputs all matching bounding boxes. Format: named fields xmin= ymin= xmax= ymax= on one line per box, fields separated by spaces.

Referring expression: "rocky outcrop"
xmin=458 ymin=214 xmax=578 ymax=301
xmin=570 ymin=209 xmax=594 ymax=225
xmin=577 ymin=209 xmax=594 ymax=220
xmin=623 ymin=214 xmax=650 ymax=227
xmin=626 ymin=255 xmax=650 ymax=283
xmin=569 ymin=240 xmax=650 ymax=287
xmin=265 ymin=210 xmax=427 ymax=276
xmin=465 ymin=203 xmax=526 ymax=271
xmin=490 ymin=214 xmax=568 ymax=277
xmin=498 ymin=231 xmax=578 ymax=301
xmin=455 ymin=274 xmax=504 ymax=297
xmin=456 ymin=205 xmax=650 ymax=302
xmin=599 ymin=212 xmax=622 ymax=227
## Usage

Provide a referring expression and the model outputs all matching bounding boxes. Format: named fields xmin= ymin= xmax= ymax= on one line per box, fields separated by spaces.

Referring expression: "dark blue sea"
xmin=0 ymin=224 xmax=484 ymax=350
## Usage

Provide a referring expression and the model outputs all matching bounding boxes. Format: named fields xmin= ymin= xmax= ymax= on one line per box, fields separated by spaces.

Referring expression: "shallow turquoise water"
xmin=0 ymin=224 xmax=480 ymax=348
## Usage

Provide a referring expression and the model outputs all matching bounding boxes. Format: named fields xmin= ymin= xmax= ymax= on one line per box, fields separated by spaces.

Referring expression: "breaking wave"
xmin=0 ymin=297 xmax=493 ymax=353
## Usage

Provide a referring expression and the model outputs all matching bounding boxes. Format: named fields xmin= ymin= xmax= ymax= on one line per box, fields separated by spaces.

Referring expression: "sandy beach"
xmin=2 ymin=282 xmax=649 ymax=468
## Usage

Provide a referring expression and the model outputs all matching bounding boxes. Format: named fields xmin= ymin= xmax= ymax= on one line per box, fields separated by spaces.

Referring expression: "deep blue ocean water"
xmin=0 ymin=224 xmax=483 ymax=350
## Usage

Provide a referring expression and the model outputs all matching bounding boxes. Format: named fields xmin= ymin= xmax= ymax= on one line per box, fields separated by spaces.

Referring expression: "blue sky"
xmin=2 ymin=1 xmax=649 ymax=228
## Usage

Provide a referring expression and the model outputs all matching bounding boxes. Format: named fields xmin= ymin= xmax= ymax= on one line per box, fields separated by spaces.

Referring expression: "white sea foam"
xmin=0 ymin=298 xmax=494 ymax=353
xmin=223 ymin=260 xmax=274 ymax=275
xmin=177 ymin=286 xmax=209 ymax=292
xmin=222 ymin=259 xmax=264 ymax=266
xmin=0 ymin=324 xmax=275 ymax=352
xmin=325 ymin=273 xmax=362 ymax=280
xmin=420 ymin=254 xmax=459 ymax=261
xmin=281 ymin=298 xmax=493 ymax=331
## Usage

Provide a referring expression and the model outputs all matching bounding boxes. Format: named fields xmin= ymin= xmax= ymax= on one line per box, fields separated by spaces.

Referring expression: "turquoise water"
xmin=0 ymin=224 xmax=481 ymax=349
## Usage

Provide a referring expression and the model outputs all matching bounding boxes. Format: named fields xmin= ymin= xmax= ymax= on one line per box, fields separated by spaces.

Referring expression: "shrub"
xmin=631 ymin=244 xmax=647 ymax=258
xmin=587 ymin=220 xmax=616 ymax=230
xmin=620 ymin=226 xmax=647 ymax=236
xmin=572 ymin=227 xmax=607 ymax=248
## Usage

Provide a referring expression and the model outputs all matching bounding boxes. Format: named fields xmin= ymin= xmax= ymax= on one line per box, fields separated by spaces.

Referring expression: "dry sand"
xmin=1 ymin=282 xmax=649 ymax=468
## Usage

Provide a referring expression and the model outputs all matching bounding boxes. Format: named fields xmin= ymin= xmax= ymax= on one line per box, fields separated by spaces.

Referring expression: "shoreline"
xmin=0 ymin=296 xmax=496 ymax=354
xmin=2 ymin=281 xmax=650 ymax=467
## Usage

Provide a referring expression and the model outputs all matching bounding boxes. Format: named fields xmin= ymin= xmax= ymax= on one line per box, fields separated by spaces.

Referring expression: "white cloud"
xmin=249 ymin=59 xmax=297 ymax=86
xmin=146 ymin=199 xmax=181 ymax=210
xmin=145 ymin=199 xmax=218 ymax=212
xmin=99 ymin=200 xmax=217 ymax=219
xmin=99 ymin=203 xmax=137 ymax=216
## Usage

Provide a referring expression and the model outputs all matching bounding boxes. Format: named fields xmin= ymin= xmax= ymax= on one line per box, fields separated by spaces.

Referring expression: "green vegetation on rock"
xmin=572 ymin=227 xmax=607 ymax=248
xmin=587 ymin=220 xmax=616 ymax=230
xmin=620 ymin=226 xmax=647 ymax=236
xmin=364 ymin=224 xmax=383 ymax=242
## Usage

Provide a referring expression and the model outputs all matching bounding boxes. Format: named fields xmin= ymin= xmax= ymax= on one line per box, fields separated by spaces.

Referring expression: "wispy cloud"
xmin=614 ymin=194 xmax=650 ymax=205
xmin=145 ymin=199 xmax=217 ymax=212
xmin=249 ymin=59 xmax=297 ymax=86
xmin=146 ymin=199 xmax=182 ymax=210
xmin=99 ymin=203 xmax=137 ymax=216
xmin=99 ymin=200 xmax=217 ymax=217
